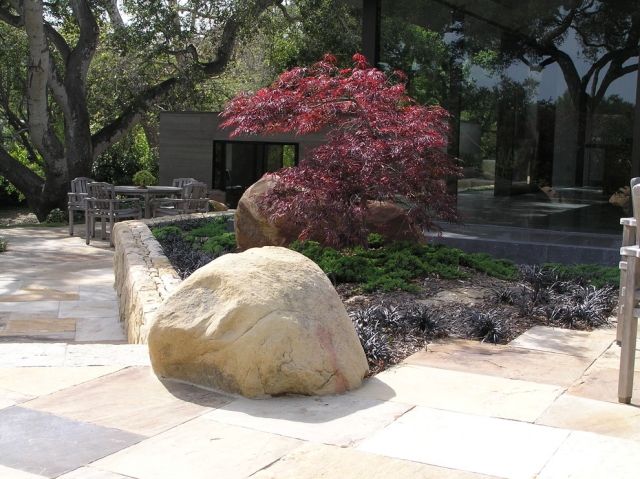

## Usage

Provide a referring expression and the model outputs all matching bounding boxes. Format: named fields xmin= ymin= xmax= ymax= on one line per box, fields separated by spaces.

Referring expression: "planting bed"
xmin=151 ymin=216 xmax=620 ymax=375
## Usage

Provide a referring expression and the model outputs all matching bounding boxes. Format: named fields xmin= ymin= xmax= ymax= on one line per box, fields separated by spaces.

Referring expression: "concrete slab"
xmin=536 ymin=394 xmax=640 ymax=441
xmin=0 ymin=388 xmax=34 ymax=411
xmin=406 ymin=339 xmax=593 ymax=387
xmin=0 ymin=406 xmax=144 ymax=479
xmin=356 ymin=406 xmax=569 ymax=479
xmin=537 ymin=431 xmax=640 ymax=478
xmin=74 ymin=317 xmax=126 ymax=342
xmin=349 ymin=364 xmax=563 ymax=422
xmin=252 ymin=443 xmax=497 ymax=479
xmin=0 ymin=366 xmax=124 ymax=396
xmin=23 ymin=367 xmax=233 ymax=436
xmin=64 ymin=344 xmax=150 ymax=367
xmin=203 ymin=394 xmax=413 ymax=447
xmin=58 ymin=301 xmax=118 ymax=319
xmin=92 ymin=418 xmax=304 ymax=479
xmin=0 ymin=464 xmax=46 ymax=479
xmin=509 ymin=326 xmax=615 ymax=359
xmin=0 ymin=343 xmax=66 ymax=367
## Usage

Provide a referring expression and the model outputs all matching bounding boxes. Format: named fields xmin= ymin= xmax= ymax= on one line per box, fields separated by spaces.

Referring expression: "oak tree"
xmin=0 ymin=0 xmax=283 ymax=220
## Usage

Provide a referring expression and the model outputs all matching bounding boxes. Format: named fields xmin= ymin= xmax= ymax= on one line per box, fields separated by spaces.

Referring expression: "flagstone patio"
xmin=0 ymin=226 xmax=638 ymax=478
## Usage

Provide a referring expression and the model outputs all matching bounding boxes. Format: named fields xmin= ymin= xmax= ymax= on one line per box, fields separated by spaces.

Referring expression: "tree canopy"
xmin=0 ymin=0 xmax=289 ymax=220
xmin=221 ymin=54 xmax=461 ymax=248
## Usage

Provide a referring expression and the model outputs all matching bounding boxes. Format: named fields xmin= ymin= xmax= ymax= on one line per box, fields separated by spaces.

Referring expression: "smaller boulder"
xmin=209 ymin=200 xmax=229 ymax=211
xmin=148 ymin=246 xmax=369 ymax=398
xmin=235 ymin=176 xmax=424 ymax=250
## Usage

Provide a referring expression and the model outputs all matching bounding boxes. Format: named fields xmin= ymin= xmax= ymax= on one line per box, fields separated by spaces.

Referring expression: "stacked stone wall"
xmin=112 ymin=212 xmax=231 ymax=343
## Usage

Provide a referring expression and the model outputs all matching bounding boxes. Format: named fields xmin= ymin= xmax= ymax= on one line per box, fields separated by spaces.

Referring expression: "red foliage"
xmin=220 ymin=53 xmax=461 ymax=248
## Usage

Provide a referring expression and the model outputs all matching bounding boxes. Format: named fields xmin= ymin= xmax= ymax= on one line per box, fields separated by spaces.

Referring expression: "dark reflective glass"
xmin=379 ymin=0 xmax=639 ymax=234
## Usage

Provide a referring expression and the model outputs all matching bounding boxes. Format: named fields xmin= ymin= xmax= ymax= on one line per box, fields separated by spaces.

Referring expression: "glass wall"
xmin=379 ymin=0 xmax=639 ymax=234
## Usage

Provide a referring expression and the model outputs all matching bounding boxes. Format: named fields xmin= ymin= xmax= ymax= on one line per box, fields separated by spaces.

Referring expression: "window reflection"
xmin=379 ymin=0 xmax=639 ymax=233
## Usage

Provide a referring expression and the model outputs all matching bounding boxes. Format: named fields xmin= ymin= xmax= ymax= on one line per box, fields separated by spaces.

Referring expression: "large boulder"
xmin=148 ymin=246 xmax=369 ymax=398
xmin=234 ymin=176 xmax=424 ymax=250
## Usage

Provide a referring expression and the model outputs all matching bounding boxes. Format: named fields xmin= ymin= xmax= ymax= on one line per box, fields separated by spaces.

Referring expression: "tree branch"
xmin=0 ymin=4 xmax=22 ymax=28
xmin=0 ymin=144 xmax=44 ymax=199
xmin=67 ymin=0 xmax=99 ymax=85
xmin=541 ymin=8 xmax=576 ymax=46
xmin=44 ymin=23 xmax=71 ymax=62
xmin=91 ymin=78 xmax=178 ymax=159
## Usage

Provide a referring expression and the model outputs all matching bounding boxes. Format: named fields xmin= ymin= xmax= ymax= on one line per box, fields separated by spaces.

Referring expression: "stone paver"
xmin=566 ymin=363 xmax=640 ymax=405
xmin=0 ymin=406 xmax=144 ymax=478
xmin=357 ymin=406 xmax=570 ymax=479
xmin=23 ymin=367 xmax=233 ymax=436
xmin=536 ymin=394 xmax=640 ymax=441
xmin=91 ymin=418 xmax=304 ymax=479
xmin=1 ymin=226 xmax=639 ymax=479
xmin=203 ymin=394 xmax=413 ymax=447
xmin=407 ymin=338 xmax=594 ymax=387
xmin=0 ymin=366 xmax=124 ymax=396
xmin=537 ymin=431 xmax=640 ymax=479
xmin=0 ymin=388 xmax=34 ymax=411
xmin=350 ymin=363 xmax=564 ymax=422
xmin=251 ymin=443 xmax=497 ymax=479
xmin=0 ymin=464 xmax=46 ymax=479
xmin=509 ymin=325 xmax=615 ymax=358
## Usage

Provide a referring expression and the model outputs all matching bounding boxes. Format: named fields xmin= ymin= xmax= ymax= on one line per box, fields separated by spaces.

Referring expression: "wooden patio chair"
xmin=618 ymin=182 xmax=640 ymax=404
xmin=85 ymin=182 xmax=141 ymax=246
xmin=151 ymin=182 xmax=209 ymax=217
xmin=617 ymin=177 xmax=640 ymax=344
xmin=172 ymin=178 xmax=197 ymax=188
xmin=68 ymin=177 xmax=94 ymax=236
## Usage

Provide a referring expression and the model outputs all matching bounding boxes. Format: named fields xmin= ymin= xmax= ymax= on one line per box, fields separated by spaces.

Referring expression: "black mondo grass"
xmin=465 ymin=310 xmax=508 ymax=344
xmin=349 ymin=303 xmax=432 ymax=373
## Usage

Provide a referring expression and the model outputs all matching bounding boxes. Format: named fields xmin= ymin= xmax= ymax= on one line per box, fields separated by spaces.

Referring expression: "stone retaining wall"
xmin=112 ymin=212 xmax=232 ymax=344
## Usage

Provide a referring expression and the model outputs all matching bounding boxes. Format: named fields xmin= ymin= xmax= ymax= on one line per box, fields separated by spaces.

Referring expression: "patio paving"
xmin=0 ymin=226 xmax=638 ymax=478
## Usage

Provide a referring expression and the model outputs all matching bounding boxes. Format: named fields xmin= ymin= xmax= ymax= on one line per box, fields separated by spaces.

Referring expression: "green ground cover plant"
xmin=290 ymin=237 xmax=519 ymax=292
xmin=0 ymin=236 xmax=7 ymax=252
xmin=151 ymin=216 xmax=620 ymax=373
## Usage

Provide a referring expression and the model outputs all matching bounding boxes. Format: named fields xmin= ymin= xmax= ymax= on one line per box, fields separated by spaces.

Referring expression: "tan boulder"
xmin=235 ymin=176 xmax=424 ymax=250
xmin=209 ymin=200 xmax=229 ymax=211
xmin=148 ymin=246 xmax=369 ymax=398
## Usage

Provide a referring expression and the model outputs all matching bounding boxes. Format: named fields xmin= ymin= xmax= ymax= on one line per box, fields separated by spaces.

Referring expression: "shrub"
xmin=460 ymin=253 xmax=517 ymax=280
xmin=221 ymin=54 xmax=460 ymax=249
xmin=132 ymin=170 xmax=156 ymax=188
xmin=43 ymin=208 xmax=68 ymax=225
xmin=0 ymin=236 xmax=7 ymax=252
xmin=541 ymin=262 xmax=619 ymax=288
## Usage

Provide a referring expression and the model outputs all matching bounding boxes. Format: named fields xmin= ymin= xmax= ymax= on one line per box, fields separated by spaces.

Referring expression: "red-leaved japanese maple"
xmin=220 ymin=53 xmax=461 ymax=248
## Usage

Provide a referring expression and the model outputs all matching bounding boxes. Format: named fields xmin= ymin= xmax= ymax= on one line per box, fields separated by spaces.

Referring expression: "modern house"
xmin=159 ymin=0 xmax=639 ymax=265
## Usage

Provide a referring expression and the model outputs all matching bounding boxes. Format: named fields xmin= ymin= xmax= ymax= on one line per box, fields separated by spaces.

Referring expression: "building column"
xmin=631 ymin=45 xmax=640 ymax=179
xmin=361 ymin=0 xmax=380 ymax=67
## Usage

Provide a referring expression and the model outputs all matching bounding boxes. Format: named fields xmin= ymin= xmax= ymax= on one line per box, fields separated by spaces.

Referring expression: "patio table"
xmin=114 ymin=185 xmax=183 ymax=218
